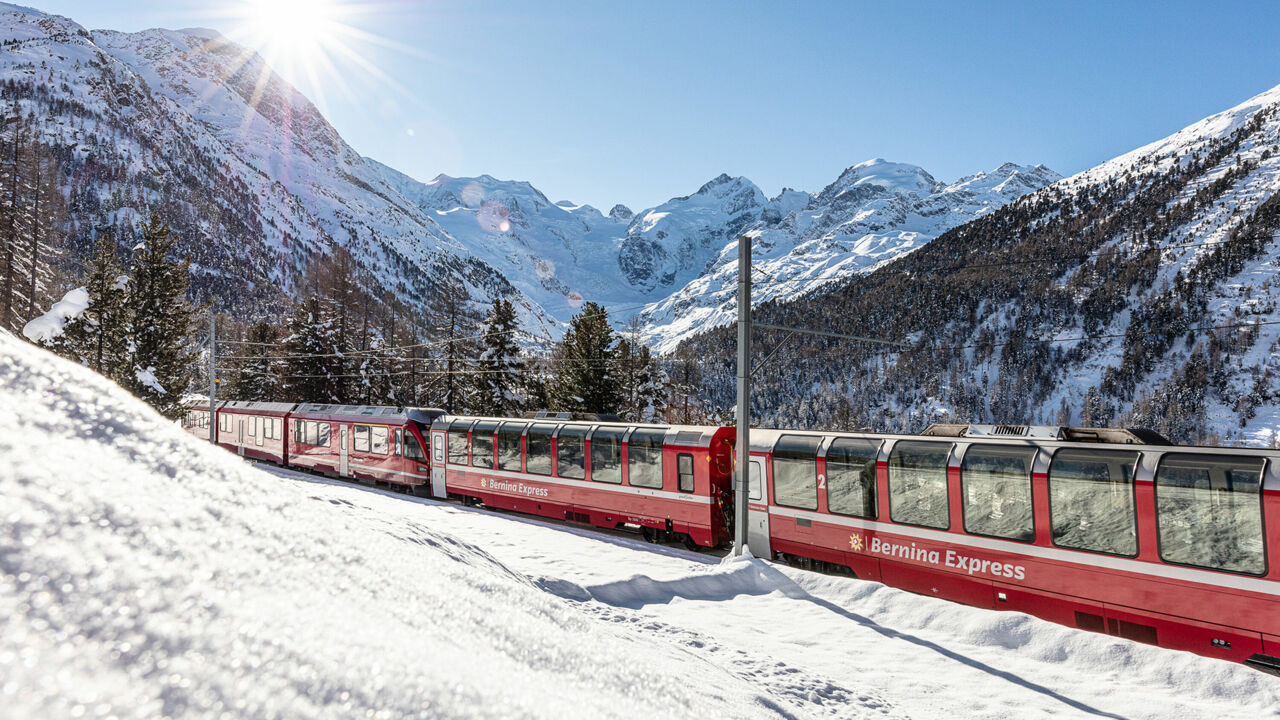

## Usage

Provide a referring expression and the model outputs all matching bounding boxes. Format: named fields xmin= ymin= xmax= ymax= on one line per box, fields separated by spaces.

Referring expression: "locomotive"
xmin=181 ymin=400 xmax=1280 ymax=674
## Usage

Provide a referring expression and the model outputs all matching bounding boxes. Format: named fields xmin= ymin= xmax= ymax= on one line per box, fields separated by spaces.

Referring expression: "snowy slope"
xmin=4 ymin=330 xmax=1279 ymax=718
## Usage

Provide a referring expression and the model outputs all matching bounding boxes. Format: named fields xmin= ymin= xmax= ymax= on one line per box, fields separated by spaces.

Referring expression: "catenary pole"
xmin=208 ymin=310 xmax=216 ymax=443
xmin=733 ymin=233 xmax=752 ymax=556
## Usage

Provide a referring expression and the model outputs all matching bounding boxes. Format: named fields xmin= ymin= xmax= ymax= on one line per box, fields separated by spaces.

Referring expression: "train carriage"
xmin=746 ymin=423 xmax=1280 ymax=671
xmin=429 ymin=414 xmax=735 ymax=548
xmin=216 ymin=401 xmax=296 ymax=464
xmin=287 ymin=404 xmax=441 ymax=491
xmin=180 ymin=399 xmax=219 ymax=441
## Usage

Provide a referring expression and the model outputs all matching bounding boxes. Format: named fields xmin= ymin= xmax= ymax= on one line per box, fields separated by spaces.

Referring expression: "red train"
xmin=180 ymin=401 xmax=1280 ymax=674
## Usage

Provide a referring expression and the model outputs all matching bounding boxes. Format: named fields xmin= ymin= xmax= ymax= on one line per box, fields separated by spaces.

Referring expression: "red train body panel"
xmin=215 ymin=401 xmax=294 ymax=464
xmin=286 ymin=403 xmax=436 ymax=488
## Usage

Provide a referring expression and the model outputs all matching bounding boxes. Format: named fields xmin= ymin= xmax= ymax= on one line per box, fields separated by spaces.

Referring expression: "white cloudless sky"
xmin=29 ymin=0 xmax=1280 ymax=211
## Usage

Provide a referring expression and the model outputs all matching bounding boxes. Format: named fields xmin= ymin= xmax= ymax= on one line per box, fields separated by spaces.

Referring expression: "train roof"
xmin=291 ymin=403 xmax=446 ymax=424
xmin=220 ymin=401 xmax=298 ymax=414
xmin=434 ymin=414 xmax=732 ymax=448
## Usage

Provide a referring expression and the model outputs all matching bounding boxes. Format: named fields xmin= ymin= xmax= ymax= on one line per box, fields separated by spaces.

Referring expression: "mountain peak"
xmin=608 ymin=204 xmax=634 ymax=223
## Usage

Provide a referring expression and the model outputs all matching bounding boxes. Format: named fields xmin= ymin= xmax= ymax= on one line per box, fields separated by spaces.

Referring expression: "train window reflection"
xmin=447 ymin=428 xmax=470 ymax=465
xmin=497 ymin=422 xmax=526 ymax=471
xmin=590 ymin=427 xmax=625 ymax=484
xmin=526 ymin=424 xmax=555 ymax=475
xmin=1156 ymin=454 xmax=1266 ymax=575
xmin=557 ymin=426 xmax=587 ymax=479
xmin=627 ymin=429 xmax=665 ymax=489
xmin=773 ymin=435 xmax=820 ymax=511
xmin=888 ymin=442 xmax=951 ymax=529
xmin=470 ymin=422 xmax=497 ymax=469
xmin=1049 ymin=448 xmax=1139 ymax=557
xmin=963 ymin=445 xmax=1036 ymax=542
xmin=827 ymin=438 xmax=879 ymax=518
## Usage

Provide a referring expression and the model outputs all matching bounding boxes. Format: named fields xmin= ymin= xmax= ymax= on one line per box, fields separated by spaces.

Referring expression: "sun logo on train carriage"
xmin=481 ymin=478 xmax=487 ymax=489
xmin=848 ymin=533 xmax=864 ymax=552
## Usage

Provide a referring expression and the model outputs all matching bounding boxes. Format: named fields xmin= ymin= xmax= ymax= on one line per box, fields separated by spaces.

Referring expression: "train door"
xmin=746 ymin=458 xmax=771 ymax=558
xmin=237 ymin=418 xmax=245 ymax=456
xmin=431 ymin=432 xmax=447 ymax=498
xmin=339 ymin=425 xmax=349 ymax=476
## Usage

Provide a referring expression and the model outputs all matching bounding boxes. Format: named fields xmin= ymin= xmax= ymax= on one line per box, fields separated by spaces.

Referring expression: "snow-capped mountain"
xmin=640 ymin=159 xmax=1061 ymax=351
xmin=0 ymin=2 xmax=1055 ymax=347
xmin=686 ymin=83 xmax=1280 ymax=445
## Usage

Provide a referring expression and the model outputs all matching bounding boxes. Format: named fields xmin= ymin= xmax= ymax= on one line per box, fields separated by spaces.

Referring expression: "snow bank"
xmin=21 ymin=287 xmax=89 ymax=343
xmin=0 ymin=333 xmax=785 ymax=719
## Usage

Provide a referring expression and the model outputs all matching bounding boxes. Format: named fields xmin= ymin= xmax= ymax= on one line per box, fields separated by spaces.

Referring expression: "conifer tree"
xmin=122 ymin=214 xmax=198 ymax=419
xmin=616 ymin=321 xmax=667 ymax=422
xmin=431 ymin=275 xmax=480 ymax=413
xmin=282 ymin=295 xmax=345 ymax=403
xmin=45 ymin=236 xmax=129 ymax=378
xmin=549 ymin=302 xmax=621 ymax=414
xmin=228 ymin=321 xmax=282 ymax=401
xmin=473 ymin=296 xmax=526 ymax=416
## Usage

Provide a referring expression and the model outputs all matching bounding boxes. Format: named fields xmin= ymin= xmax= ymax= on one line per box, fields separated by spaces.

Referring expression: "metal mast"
xmin=208 ymin=310 xmax=216 ymax=443
xmin=733 ymin=233 xmax=751 ymax=556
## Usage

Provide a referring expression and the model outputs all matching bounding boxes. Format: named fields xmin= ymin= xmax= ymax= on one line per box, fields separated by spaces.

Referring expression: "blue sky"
xmin=30 ymin=0 xmax=1280 ymax=211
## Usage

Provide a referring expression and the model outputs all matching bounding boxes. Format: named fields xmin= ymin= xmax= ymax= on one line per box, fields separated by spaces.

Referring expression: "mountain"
xmin=0 ymin=2 xmax=1055 ymax=346
xmin=683 ymin=84 xmax=1280 ymax=446
xmin=639 ymin=159 xmax=1061 ymax=351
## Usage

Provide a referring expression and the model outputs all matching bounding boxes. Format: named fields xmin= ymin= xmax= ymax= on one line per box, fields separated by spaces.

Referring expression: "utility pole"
xmin=208 ymin=310 xmax=216 ymax=443
xmin=733 ymin=233 xmax=752 ymax=556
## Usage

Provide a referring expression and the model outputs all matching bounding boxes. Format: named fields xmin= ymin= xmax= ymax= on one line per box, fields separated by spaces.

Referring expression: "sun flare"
xmin=241 ymin=0 xmax=341 ymax=63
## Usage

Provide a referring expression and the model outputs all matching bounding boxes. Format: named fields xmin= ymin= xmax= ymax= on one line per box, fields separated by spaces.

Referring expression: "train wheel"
xmin=641 ymin=526 xmax=658 ymax=543
xmin=680 ymin=534 xmax=701 ymax=552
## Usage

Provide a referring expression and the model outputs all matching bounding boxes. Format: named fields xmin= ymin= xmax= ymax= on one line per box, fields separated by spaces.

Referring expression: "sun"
xmin=240 ymin=0 xmax=341 ymax=64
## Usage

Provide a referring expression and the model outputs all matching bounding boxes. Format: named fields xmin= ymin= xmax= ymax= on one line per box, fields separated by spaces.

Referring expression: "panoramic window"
xmin=627 ymin=429 xmax=666 ymax=489
xmin=1049 ymin=448 xmax=1140 ymax=556
xmin=772 ymin=435 xmax=821 ymax=510
xmin=826 ymin=437 xmax=879 ymax=518
xmin=405 ymin=433 xmax=426 ymax=462
xmin=962 ymin=445 xmax=1036 ymax=542
xmin=447 ymin=427 xmax=470 ymax=465
xmin=888 ymin=441 xmax=952 ymax=529
xmin=557 ymin=426 xmax=587 ymax=479
xmin=677 ymin=453 xmax=695 ymax=493
xmin=525 ymin=424 xmax=555 ymax=475
xmin=470 ymin=421 xmax=497 ymax=468
xmin=590 ymin=426 xmax=625 ymax=484
xmin=1155 ymin=454 xmax=1267 ymax=575
xmin=497 ymin=422 xmax=526 ymax=471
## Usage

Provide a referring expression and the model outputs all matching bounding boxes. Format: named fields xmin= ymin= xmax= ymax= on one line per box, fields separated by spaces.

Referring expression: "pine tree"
xmin=473 ymin=296 xmax=526 ymax=416
xmin=549 ymin=302 xmax=621 ymax=414
xmin=616 ymin=321 xmax=667 ymax=422
xmin=122 ymin=214 xmax=198 ymax=419
xmin=228 ymin=321 xmax=282 ymax=401
xmin=44 ymin=236 xmax=129 ymax=378
xmin=282 ymin=295 xmax=346 ymax=403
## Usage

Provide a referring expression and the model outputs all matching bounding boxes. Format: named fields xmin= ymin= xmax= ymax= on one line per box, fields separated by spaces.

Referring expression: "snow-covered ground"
xmin=3 ymin=330 xmax=1278 ymax=718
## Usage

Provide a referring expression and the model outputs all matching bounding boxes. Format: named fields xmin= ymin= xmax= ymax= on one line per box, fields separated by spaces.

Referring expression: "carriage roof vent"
xmin=966 ymin=424 xmax=1063 ymax=439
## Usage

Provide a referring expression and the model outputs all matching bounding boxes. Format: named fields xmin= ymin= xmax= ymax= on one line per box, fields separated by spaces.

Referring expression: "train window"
xmin=353 ymin=425 xmax=371 ymax=453
xmin=888 ymin=441 xmax=951 ymax=529
xmin=1049 ymin=448 xmax=1139 ymax=557
xmin=826 ymin=438 xmax=879 ymax=518
xmin=371 ymin=426 xmax=389 ymax=455
xmin=394 ymin=429 xmax=403 ymax=456
xmin=557 ymin=426 xmax=587 ymax=479
xmin=1155 ymin=454 xmax=1266 ymax=575
xmin=962 ymin=445 xmax=1036 ymax=542
xmin=447 ymin=428 xmax=470 ymax=465
xmin=319 ymin=422 xmax=330 ymax=447
xmin=497 ymin=422 xmax=526 ymax=471
xmin=526 ymin=424 xmax=555 ymax=475
xmin=590 ymin=426 xmax=625 ymax=484
xmin=471 ymin=422 xmax=498 ymax=468
xmin=627 ymin=429 xmax=666 ymax=489
xmin=677 ymin=453 xmax=695 ymax=493
xmin=748 ymin=461 xmax=763 ymax=501
xmin=405 ymin=433 xmax=426 ymax=462
xmin=248 ymin=417 xmax=256 ymax=437
xmin=773 ymin=435 xmax=820 ymax=510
